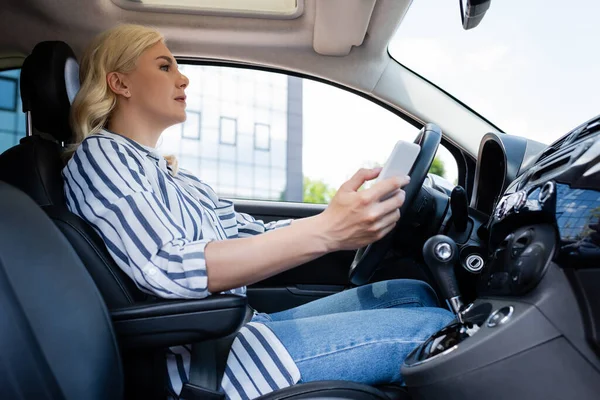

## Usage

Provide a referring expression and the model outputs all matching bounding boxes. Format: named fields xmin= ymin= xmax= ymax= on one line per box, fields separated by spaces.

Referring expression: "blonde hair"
xmin=65 ymin=24 xmax=164 ymax=159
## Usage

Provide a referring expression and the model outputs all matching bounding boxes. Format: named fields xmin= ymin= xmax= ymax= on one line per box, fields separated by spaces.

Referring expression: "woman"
xmin=63 ymin=24 xmax=454 ymax=399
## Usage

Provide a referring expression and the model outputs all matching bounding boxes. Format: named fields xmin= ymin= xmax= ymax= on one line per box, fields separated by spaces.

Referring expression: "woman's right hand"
xmin=318 ymin=168 xmax=410 ymax=252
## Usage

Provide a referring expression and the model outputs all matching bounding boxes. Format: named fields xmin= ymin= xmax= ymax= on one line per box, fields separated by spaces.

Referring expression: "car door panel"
xmin=234 ymin=200 xmax=354 ymax=311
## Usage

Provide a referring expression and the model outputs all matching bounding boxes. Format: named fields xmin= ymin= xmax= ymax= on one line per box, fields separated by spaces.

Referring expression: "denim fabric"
xmin=252 ymin=279 xmax=454 ymax=386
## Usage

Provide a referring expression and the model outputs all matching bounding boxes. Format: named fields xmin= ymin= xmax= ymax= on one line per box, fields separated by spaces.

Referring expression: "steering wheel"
xmin=349 ymin=123 xmax=442 ymax=285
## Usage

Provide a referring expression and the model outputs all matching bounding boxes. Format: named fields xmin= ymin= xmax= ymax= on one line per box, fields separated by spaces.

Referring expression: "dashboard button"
xmin=538 ymin=181 xmax=555 ymax=204
xmin=496 ymin=197 xmax=508 ymax=218
xmin=487 ymin=306 xmax=514 ymax=328
xmin=514 ymin=191 xmax=527 ymax=211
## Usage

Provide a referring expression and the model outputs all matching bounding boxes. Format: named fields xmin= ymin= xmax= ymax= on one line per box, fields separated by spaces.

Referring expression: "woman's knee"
xmin=381 ymin=279 xmax=440 ymax=307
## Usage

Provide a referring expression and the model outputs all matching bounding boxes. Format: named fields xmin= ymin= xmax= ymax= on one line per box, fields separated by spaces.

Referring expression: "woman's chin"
xmin=172 ymin=112 xmax=188 ymax=125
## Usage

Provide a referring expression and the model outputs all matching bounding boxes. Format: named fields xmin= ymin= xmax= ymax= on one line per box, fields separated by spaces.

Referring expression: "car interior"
xmin=1 ymin=0 xmax=599 ymax=399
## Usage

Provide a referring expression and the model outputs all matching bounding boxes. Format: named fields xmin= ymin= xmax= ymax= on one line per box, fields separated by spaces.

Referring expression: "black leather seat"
xmin=0 ymin=181 xmax=394 ymax=399
xmin=0 ymin=41 xmax=148 ymax=309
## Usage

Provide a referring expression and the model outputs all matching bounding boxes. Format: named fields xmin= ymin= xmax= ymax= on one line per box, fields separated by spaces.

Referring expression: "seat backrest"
xmin=0 ymin=182 xmax=123 ymax=400
xmin=0 ymin=41 xmax=148 ymax=308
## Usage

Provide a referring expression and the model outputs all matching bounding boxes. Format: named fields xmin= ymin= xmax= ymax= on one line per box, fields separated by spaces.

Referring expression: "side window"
xmin=160 ymin=65 xmax=458 ymax=204
xmin=0 ymin=69 xmax=25 ymax=153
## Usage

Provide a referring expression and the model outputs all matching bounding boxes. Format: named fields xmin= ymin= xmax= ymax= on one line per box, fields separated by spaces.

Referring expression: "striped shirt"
xmin=63 ymin=129 xmax=300 ymax=399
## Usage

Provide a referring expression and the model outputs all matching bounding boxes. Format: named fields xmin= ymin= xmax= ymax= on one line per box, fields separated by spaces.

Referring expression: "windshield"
xmin=389 ymin=0 xmax=600 ymax=144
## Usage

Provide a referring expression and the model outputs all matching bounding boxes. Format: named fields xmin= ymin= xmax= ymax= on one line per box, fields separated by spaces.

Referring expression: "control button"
xmin=538 ymin=181 xmax=555 ymax=204
xmin=514 ymin=191 xmax=527 ymax=211
xmin=434 ymin=242 xmax=453 ymax=261
xmin=464 ymin=254 xmax=485 ymax=273
xmin=487 ymin=306 xmax=514 ymax=328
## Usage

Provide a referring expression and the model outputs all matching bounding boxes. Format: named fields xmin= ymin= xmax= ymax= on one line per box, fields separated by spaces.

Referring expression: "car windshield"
xmin=389 ymin=0 xmax=600 ymax=144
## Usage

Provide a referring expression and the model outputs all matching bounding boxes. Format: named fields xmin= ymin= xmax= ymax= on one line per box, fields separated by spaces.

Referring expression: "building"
xmin=159 ymin=65 xmax=303 ymax=202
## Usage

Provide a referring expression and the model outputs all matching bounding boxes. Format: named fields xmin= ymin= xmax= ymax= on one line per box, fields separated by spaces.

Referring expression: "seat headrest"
xmin=20 ymin=41 xmax=80 ymax=143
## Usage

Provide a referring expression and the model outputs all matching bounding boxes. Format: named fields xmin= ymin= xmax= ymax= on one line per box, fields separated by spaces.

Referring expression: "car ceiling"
xmin=0 ymin=0 xmax=499 ymax=156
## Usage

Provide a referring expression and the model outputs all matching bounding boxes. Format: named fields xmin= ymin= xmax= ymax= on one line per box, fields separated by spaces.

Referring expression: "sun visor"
xmin=313 ymin=0 xmax=377 ymax=56
xmin=111 ymin=0 xmax=304 ymax=19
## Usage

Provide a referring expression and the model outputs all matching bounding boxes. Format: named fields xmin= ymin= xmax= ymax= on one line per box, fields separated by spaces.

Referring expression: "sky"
xmin=302 ymin=0 xmax=600 ymax=190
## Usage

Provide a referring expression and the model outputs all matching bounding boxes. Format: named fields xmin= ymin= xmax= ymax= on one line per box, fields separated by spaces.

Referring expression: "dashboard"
xmin=469 ymin=114 xmax=600 ymax=350
xmin=400 ymin=115 xmax=600 ymax=400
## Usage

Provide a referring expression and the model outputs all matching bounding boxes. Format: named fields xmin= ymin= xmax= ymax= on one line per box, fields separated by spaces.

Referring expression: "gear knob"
xmin=423 ymin=235 xmax=463 ymax=321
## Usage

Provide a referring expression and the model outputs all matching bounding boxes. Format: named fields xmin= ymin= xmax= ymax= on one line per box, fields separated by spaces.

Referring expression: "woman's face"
xmin=123 ymin=41 xmax=189 ymax=128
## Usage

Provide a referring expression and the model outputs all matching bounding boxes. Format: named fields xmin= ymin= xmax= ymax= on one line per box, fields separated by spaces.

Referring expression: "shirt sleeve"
xmin=177 ymin=168 xmax=293 ymax=238
xmin=235 ymin=211 xmax=292 ymax=238
xmin=63 ymin=137 xmax=214 ymax=299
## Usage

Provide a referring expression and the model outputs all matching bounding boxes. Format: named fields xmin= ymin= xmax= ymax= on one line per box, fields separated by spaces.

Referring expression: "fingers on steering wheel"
xmin=376 ymin=189 xmax=405 ymax=214
xmin=377 ymin=221 xmax=397 ymax=240
xmin=376 ymin=208 xmax=401 ymax=231
xmin=364 ymin=177 xmax=405 ymax=202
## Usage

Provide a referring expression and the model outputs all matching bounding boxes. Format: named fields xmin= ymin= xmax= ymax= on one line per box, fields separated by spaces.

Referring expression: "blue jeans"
xmin=252 ymin=279 xmax=454 ymax=386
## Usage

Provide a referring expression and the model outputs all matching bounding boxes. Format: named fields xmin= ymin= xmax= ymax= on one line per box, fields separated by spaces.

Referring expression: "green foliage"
xmin=303 ymin=176 xmax=337 ymax=204
xmin=282 ymin=157 xmax=448 ymax=204
xmin=429 ymin=157 xmax=446 ymax=178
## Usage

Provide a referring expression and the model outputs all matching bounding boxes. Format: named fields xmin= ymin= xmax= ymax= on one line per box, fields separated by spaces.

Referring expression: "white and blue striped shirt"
xmin=63 ymin=129 xmax=300 ymax=399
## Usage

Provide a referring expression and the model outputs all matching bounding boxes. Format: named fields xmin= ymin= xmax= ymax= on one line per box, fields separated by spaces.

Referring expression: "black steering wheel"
xmin=349 ymin=123 xmax=442 ymax=285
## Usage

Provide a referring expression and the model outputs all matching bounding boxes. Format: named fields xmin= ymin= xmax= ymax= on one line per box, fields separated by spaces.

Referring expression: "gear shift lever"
xmin=423 ymin=235 xmax=464 ymax=323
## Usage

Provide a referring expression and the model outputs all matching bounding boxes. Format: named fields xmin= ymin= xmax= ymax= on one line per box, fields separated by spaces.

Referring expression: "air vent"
xmin=537 ymin=134 xmax=571 ymax=162
xmin=530 ymin=154 xmax=570 ymax=183
xmin=572 ymin=119 xmax=600 ymax=143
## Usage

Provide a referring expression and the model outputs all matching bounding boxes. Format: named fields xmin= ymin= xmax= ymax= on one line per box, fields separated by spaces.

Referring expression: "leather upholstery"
xmin=0 ymin=41 xmax=148 ymax=308
xmin=0 ymin=182 xmax=123 ymax=400
xmin=254 ymin=381 xmax=390 ymax=399
xmin=0 ymin=135 xmax=146 ymax=308
xmin=0 ymin=181 xmax=402 ymax=400
xmin=45 ymin=205 xmax=147 ymax=307
xmin=20 ymin=41 xmax=79 ymax=142
xmin=0 ymin=136 xmax=65 ymax=207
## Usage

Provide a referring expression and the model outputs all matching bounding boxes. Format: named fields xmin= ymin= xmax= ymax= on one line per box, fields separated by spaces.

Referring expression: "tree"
xmin=429 ymin=157 xmax=446 ymax=178
xmin=303 ymin=177 xmax=337 ymax=204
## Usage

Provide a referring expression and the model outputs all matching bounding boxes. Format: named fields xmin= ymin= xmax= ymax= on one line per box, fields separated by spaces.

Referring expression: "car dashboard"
xmin=399 ymin=115 xmax=600 ymax=400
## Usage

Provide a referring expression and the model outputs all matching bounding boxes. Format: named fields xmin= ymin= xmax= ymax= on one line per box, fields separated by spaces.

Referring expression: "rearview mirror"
xmin=460 ymin=0 xmax=491 ymax=30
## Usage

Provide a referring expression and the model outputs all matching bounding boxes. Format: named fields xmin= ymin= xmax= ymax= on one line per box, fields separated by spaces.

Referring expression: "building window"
xmin=254 ymin=123 xmax=271 ymax=151
xmin=0 ymin=76 xmax=18 ymax=111
xmin=220 ymin=117 xmax=237 ymax=145
xmin=182 ymin=110 xmax=201 ymax=140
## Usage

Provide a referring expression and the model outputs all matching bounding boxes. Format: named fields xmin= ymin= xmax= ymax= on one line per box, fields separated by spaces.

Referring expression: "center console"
xmin=402 ymin=256 xmax=600 ymax=399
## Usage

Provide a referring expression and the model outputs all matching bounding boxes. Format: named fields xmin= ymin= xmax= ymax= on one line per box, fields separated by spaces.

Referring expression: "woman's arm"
xmin=205 ymin=168 xmax=409 ymax=293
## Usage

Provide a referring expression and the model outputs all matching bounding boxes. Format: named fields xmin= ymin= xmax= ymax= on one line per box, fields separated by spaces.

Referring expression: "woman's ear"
xmin=107 ymin=72 xmax=131 ymax=98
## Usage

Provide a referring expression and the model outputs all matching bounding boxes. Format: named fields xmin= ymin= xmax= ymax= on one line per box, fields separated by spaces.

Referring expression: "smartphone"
xmin=377 ymin=140 xmax=421 ymax=199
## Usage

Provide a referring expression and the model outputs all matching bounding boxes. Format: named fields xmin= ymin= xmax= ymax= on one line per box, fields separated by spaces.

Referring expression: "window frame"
xmin=0 ymin=76 xmax=18 ymax=112
xmin=181 ymin=110 xmax=202 ymax=140
xmin=253 ymin=122 xmax=271 ymax=151
xmin=175 ymin=58 xmax=474 ymax=203
xmin=0 ymin=68 xmax=25 ymax=153
xmin=219 ymin=116 xmax=238 ymax=146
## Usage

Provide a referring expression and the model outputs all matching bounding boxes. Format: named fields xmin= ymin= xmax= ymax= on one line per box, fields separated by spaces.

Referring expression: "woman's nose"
xmin=178 ymin=73 xmax=189 ymax=89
